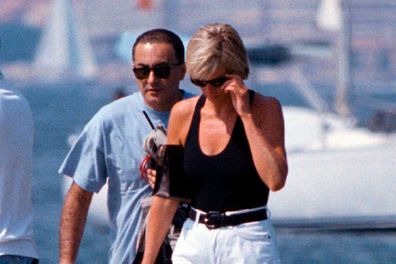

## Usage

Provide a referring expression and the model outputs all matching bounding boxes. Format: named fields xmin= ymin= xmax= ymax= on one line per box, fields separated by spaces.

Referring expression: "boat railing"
xmin=288 ymin=65 xmax=330 ymax=115
xmin=285 ymin=65 xmax=335 ymax=149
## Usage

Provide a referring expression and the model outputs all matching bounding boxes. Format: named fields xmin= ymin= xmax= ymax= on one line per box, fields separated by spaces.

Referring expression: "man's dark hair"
xmin=132 ymin=29 xmax=185 ymax=64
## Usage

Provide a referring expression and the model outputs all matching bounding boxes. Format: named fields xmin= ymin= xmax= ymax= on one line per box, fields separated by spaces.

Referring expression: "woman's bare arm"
xmin=224 ymin=75 xmax=288 ymax=191
xmin=241 ymin=96 xmax=288 ymax=191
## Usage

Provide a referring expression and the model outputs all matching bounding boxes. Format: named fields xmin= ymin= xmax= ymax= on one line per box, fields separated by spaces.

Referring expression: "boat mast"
xmin=335 ymin=0 xmax=352 ymax=120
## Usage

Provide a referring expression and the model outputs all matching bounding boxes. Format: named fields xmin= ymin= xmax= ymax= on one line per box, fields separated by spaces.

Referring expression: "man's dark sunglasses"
xmin=190 ymin=76 xmax=229 ymax=88
xmin=133 ymin=62 xmax=181 ymax=80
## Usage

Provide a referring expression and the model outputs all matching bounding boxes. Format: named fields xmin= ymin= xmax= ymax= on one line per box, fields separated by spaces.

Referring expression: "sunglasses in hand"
xmin=133 ymin=62 xmax=182 ymax=80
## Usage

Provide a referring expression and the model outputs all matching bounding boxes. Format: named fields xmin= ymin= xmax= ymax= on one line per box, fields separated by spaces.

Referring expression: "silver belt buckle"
xmin=203 ymin=211 xmax=224 ymax=229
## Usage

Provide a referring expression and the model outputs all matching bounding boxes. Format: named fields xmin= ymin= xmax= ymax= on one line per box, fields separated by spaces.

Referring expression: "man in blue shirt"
xmin=58 ymin=29 xmax=192 ymax=264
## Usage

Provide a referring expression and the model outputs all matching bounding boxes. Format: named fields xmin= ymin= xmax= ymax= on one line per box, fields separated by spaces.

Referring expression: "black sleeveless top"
xmin=184 ymin=90 xmax=269 ymax=212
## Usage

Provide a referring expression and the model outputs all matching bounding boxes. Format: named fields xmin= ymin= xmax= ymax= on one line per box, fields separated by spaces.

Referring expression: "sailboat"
xmin=246 ymin=71 xmax=396 ymax=228
xmin=270 ymin=99 xmax=396 ymax=228
xmin=269 ymin=0 xmax=396 ymax=228
xmin=33 ymin=0 xmax=97 ymax=82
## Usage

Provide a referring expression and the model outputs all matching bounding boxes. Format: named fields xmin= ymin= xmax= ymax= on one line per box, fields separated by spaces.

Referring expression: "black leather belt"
xmin=189 ymin=208 xmax=268 ymax=229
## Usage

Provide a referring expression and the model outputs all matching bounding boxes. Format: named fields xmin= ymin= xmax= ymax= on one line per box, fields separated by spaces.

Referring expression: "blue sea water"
xmin=14 ymin=82 xmax=396 ymax=264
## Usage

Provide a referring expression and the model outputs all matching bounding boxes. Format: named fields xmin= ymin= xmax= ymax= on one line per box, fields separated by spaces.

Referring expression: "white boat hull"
xmin=269 ymin=142 xmax=396 ymax=228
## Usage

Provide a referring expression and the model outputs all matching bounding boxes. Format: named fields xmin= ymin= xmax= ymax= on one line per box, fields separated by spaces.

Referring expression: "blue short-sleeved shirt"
xmin=59 ymin=90 xmax=193 ymax=264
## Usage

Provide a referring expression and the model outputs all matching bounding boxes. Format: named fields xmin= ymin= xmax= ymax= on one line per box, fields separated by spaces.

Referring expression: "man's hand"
xmin=146 ymin=169 xmax=156 ymax=188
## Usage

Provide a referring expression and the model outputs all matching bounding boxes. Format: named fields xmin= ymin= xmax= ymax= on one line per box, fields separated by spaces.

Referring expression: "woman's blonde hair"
xmin=186 ymin=23 xmax=250 ymax=80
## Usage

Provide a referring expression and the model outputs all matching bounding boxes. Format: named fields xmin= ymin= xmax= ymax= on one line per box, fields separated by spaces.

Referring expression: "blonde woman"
xmin=143 ymin=23 xmax=288 ymax=264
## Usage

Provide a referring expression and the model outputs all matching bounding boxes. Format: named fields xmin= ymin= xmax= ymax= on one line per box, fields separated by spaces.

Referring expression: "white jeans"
xmin=172 ymin=215 xmax=281 ymax=264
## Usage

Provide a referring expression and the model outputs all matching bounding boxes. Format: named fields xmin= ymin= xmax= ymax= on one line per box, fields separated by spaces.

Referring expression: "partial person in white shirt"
xmin=0 ymin=72 xmax=39 ymax=263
